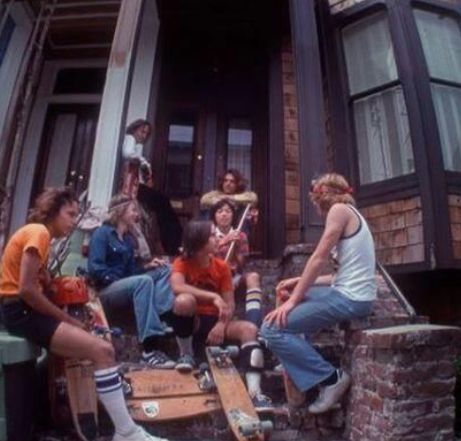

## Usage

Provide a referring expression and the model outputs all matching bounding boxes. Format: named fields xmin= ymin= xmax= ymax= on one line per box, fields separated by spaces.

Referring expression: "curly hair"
xmin=209 ymin=198 xmax=237 ymax=227
xmin=182 ymin=220 xmax=213 ymax=259
xmin=28 ymin=187 xmax=79 ymax=224
xmin=106 ymin=194 xmax=137 ymax=226
xmin=126 ymin=119 xmax=151 ymax=135
xmin=217 ymin=169 xmax=247 ymax=193
xmin=309 ymin=173 xmax=355 ymax=214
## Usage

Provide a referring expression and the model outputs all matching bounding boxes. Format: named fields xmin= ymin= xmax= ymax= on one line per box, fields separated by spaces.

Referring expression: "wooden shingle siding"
xmin=282 ymin=40 xmax=301 ymax=244
xmin=361 ymin=197 xmax=424 ymax=265
xmin=448 ymin=195 xmax=461 ymax=259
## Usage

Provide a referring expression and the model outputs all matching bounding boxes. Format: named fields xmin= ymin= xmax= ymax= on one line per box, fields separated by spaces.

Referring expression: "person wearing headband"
xmin=87 ymin=194 xmax=179 ymax=370
xmin=261 ymin=172 xmax=376 ymax=414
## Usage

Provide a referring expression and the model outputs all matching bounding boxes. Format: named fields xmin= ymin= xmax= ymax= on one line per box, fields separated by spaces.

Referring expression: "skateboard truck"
xmin=208 ymin=345 xmax=239 ymax=368
xmin=197 ymin=362 xmax=215 ymax=392
xmin=228 ymin=409 xmax=273 ymax=439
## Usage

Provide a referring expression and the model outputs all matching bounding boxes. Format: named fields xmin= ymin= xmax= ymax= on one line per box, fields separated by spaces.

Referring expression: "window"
xmin=0 ymin=15 xmax=15 ymax=67
xmin=342 ymin=12 xmax=415 ymax=184
xmin=166 ymin=115 xmax=195 ymax=197
xmin=415 ymin=9 xmax=461 ymax=171
xmin=226 ymin=118 xmax=253 ymax=189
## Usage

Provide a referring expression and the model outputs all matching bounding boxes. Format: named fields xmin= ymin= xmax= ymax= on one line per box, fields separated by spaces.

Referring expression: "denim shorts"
xmin=1 ymin=298 xmax=60 ymax=349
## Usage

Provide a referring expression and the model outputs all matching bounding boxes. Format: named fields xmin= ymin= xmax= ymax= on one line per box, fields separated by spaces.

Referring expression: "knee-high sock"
xmin=94 ymin=366 xmax=137 ymax=436
xmin=169 ymin=314 xmax=195 ymax=356
xmin=245 ymin=288 xmax=262 ymax=327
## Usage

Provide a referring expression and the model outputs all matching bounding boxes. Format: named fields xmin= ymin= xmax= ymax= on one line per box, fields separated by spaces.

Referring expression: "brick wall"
xmin=281 ymin=39 xmax=302 ymax=245
xmin=448 ymin=195 xmax=461 ymax=259
xmin=361 ymin=197 xmax=425 ymax=265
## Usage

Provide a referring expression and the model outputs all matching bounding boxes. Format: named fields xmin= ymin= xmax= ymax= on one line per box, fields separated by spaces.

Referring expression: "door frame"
xmin=10 ymin=59 xmax=105 ymax=234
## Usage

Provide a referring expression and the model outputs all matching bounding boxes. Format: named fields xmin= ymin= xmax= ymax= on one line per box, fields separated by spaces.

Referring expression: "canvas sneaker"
xmin=175 ymin=354 xmax=196 ymax=373
xmin=112 ymin=425 xmax=169 ymax=441
xmin=308 ymin=370 xmax=351 ymax=414
xmin=141 ymin=350 xmax=176 ymax=369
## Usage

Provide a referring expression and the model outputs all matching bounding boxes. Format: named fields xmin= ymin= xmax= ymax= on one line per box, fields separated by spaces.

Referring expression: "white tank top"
xmin=332 ymin=204 xmax=377 ymax=302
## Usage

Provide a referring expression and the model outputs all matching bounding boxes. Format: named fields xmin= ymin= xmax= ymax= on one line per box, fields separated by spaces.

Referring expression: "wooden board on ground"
xmin=206 ymin=346 xmax=272 ymax=441
xmin=125 ymin=367 xmax=222 ymax=423
xmin=127 ymin=394 xmax=221 ymax=422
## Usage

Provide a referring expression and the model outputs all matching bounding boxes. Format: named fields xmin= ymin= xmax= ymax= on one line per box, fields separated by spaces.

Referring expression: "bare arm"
xmin=19 ymin=250 xmax=83 ymax=327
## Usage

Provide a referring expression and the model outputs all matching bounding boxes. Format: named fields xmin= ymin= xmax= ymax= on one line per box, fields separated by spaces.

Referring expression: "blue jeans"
xmin=260 ymin=286 xmax=373 ymax=392
xmin=99 ymin=266 xmax=174 ymax=342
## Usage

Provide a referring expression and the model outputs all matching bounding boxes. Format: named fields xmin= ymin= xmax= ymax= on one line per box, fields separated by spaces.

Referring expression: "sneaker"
xmin=142 ymin=350 xmax=176 ymax=369
xmin=112 ymin=424 xmax=169 ymax=441
xmin=252 ymin=393 xmax=273 ymax=410
xmin=308 ymin=370 xmax=351 ymax=414
xmin=175 ymin=354 xmax=196 ymax=373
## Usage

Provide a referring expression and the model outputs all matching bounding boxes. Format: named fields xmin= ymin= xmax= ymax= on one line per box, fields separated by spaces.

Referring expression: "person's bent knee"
xmin=174 ymin=293 xmax=196 ymax=316
xmin=240 ymin=321 xmax=258 ymax=341
xmin=90 ymin=340 xmax=115 ymax=367
xmin=246 ymin=272 xmax=260 ymax=287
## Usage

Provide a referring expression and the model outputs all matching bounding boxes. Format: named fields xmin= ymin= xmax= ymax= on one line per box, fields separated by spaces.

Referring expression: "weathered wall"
xmin=448 ymin=195 xmax=461 ymax=259
xmin=361 ymin=197 xmax=425 ymax=265
xmin=281 ymin=39 xmax=302 ymax=245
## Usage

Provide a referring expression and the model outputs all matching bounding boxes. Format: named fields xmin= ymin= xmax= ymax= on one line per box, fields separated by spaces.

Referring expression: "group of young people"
xmin=0 ymin=162 xmax=377 ymax=441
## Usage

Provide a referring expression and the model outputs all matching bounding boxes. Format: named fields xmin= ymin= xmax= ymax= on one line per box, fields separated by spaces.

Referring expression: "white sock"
xmin=245 ymin=371 xmax=262 ymax=397
xmin=94 ymin=366 xmax=137 ymax=436
xmin=176 ymin=336 xmax=194 ymax=356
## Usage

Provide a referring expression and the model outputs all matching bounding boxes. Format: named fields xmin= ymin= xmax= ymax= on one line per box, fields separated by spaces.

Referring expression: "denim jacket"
xmin=87 ymin=224 xmax=141 ymax=288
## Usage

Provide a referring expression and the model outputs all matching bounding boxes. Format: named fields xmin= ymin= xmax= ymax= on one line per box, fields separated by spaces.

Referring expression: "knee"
xmin=137 ymin=275 xmax=154 ymax=288
xmin=173 ymin=293 xmax=196 ymax=316
xmin=246 ymin=272 xmax=260 ymax=287
xmin=91 ymin=340 xmax=115 ymax=366
xmin=240 ymin=321 xmax=258 ymax=341
xmin=260 ymin=322 xmax=278 ymax=343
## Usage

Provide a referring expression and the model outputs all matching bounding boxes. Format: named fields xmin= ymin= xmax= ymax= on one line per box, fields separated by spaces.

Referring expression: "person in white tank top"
xmin=261 ymin=172 xmax=376 ymax=414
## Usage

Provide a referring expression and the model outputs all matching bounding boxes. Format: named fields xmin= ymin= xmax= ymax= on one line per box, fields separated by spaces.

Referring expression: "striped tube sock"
xmin=245 ymin=288 xmax=262 ymax=327
xmin=94 ymin=366 xmax=137 ymax=436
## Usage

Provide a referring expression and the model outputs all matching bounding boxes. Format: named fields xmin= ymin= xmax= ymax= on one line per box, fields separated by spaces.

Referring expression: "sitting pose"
xmin=210 ymin=198 xmax=263 ymax=327
xmin=261 ymin=173 xmax=376 ymax=414
xmin=0 ymin=187 xmax=165 ymax=441
xmin=200 ymin=169 xmax=258 ymax=234
xmin=88 ymin=194 xmax=176 ymax=369
xmin=170 ymin=220 xmax=270 ymax=407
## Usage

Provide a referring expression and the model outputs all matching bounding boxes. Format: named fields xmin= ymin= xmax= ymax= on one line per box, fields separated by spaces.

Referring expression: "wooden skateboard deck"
xmin=125 ymin=368 xmax=222 ymax=422
xmin=206 ymin=346 xmax=272 ymax=441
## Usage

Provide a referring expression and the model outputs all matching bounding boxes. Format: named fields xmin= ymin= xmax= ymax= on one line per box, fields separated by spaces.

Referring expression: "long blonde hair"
xmin=106 ymin=194 xmax=137 ymax=226
xmin=309 ymin=173 xmax=355 ymax=214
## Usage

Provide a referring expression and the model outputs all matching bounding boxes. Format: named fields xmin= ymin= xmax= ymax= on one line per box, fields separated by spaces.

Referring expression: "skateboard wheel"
xmin=198 ymin=362 xmax=209 ymax=373
xmin=261 ymin=420 xmax=274 ymax=434
xmin=208 ymin=346 xmax=221 ymax=356
xmin=225 ymin=345 xmax=239 ymax=358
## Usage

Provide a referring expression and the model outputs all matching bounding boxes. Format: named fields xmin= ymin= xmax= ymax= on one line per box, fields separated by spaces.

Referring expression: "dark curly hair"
xmin=28 ymin=187 xmax=79 ymax=224
xmin=126 ymin=119 xmax=151 ymax=135
xmin=217 ymin=169 xmax=246 ymax=193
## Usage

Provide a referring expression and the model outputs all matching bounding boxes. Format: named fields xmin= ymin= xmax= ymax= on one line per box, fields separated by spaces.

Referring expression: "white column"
xmin=126 ymin=0 xmax=159 ymax=124
xmin=87 ymin=0 xmax=143 ymax=208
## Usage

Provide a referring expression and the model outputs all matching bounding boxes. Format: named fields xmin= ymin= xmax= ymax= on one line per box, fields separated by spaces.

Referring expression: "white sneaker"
xmin=308 ymin=370 xmax=351 ymax=414
xmin=112 ymin=425 xmax=169 ymax=441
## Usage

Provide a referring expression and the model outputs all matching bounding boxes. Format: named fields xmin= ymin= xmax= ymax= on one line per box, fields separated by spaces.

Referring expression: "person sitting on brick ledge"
xmin=0 ymin=187 xmax=166 ymax=441
xmin=261 ymin=172 xmax=377 ymax=414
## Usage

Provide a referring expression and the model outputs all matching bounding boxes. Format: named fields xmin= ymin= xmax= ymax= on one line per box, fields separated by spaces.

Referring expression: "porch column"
xmin=87 ymin=0 xmax=143 ymax=208
xmin=288 ymin=0 xmax=327 ymax=242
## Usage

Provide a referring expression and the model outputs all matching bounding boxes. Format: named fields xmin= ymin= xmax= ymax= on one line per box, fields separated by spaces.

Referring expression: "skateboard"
xmin=275 ymin=289 xmax=306 ymax=408
xmin=49 ymin=278 xmax=115 ymax=441
xmin=206 ymin=346 xmax=273 ymax=441
xmin=124 ymin=365 xmax=221 ymax=422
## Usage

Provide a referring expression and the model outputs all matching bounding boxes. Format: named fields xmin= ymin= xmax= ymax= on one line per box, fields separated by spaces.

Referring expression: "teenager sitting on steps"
xmin=0 ymin=187 xmax=166 ymax=441
xmin=261 ymin=173 xmax=376 ymax=414
xmin=170 ymin=220 xmax=271 ymax=407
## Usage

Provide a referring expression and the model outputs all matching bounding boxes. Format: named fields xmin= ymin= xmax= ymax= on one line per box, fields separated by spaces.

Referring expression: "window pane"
xmin=0 ymin=15 xmax=15 ymax=67
xmin=227 ymin=118 xmax=253 ymax=189
xmin=415 ymin=9 xmax=461 ymax=84
xmin=354 ymin=86 xmax=415 ymax=184
xmin=342 ymin=12 xmax=398 ymax=95
xmin=431 ymin=83 xmax=461 ymax=171
xmin=166 ymin=120 xmax=195 ymax=197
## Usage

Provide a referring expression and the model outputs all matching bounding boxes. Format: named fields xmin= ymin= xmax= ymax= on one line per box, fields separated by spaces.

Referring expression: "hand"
xmin=264 ymin=298 xmax=297 ymax=328
xmin=249 ymin=207 xmax=259 ymax=225
xmin=226 ymin=231 xmax=240 ymax=244
xmin=275 ymin=277 xmax=299 ymax=293
xmin=145 ymin=257 xmax=167 ymax=269
xmin=206 ymin=322 xmax=226 ymax=345
xmin=213 ymin=296 xmax=231 ymax=322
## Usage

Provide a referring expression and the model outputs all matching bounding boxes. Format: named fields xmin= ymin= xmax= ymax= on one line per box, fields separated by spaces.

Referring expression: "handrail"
xmin=376 ymin=261 xmax=417 ymax=318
